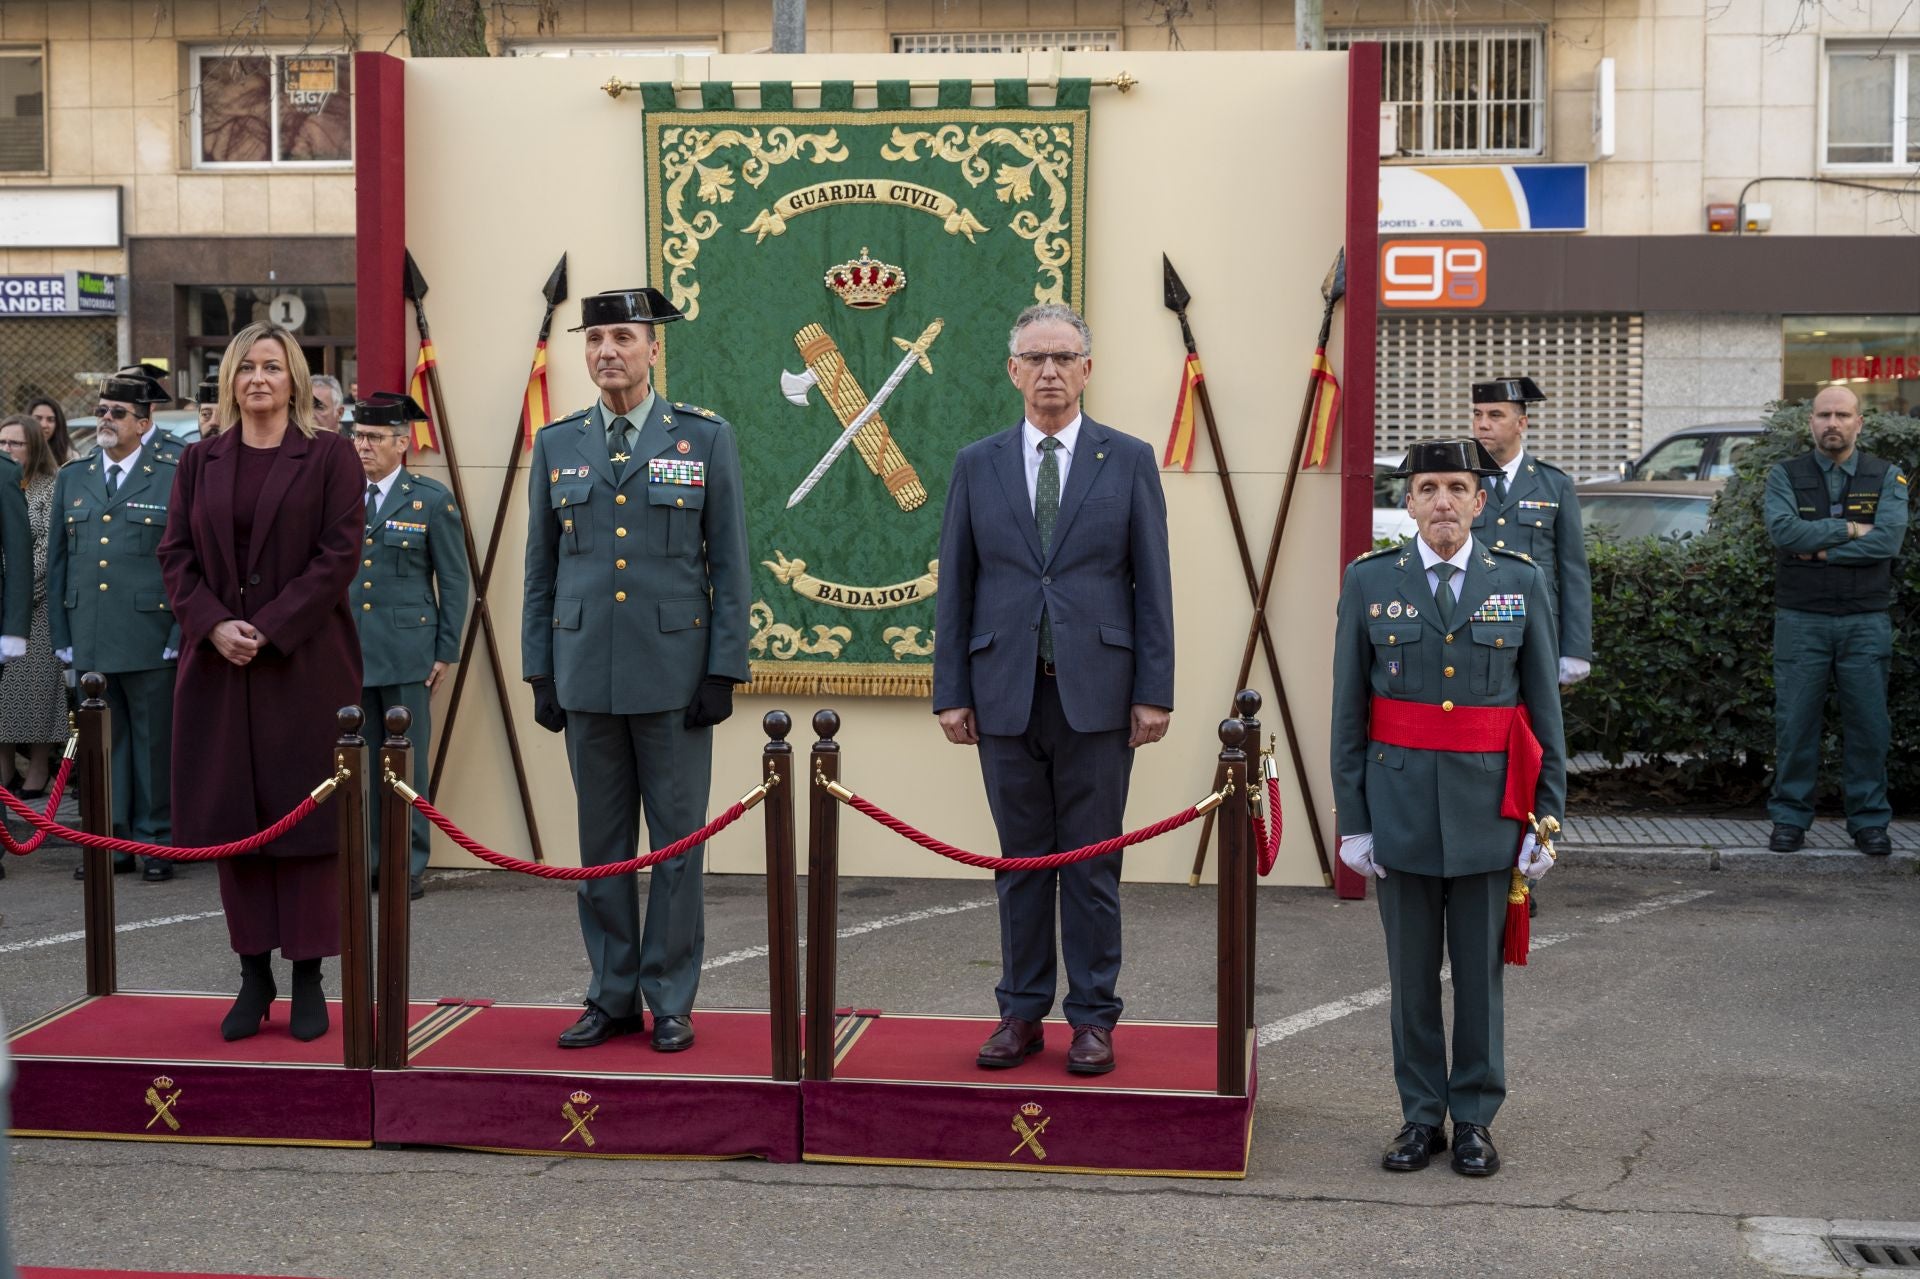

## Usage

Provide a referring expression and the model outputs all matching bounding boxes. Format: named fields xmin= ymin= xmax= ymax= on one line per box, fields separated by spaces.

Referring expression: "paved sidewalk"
xmin=1564 ymin=811 xmax=1919 ymax=872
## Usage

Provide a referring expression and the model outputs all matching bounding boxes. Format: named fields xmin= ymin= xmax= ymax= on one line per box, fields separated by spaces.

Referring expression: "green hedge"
xmin=1565 ymin=403 xmax=1920 ymax=805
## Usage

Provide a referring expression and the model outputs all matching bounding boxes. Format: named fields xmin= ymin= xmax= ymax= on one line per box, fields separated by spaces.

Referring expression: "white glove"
xmin=1558 ymin=656 xmax=1591 ymax=686
xmin=0 ymin=635 xmax=23 ymax=660
xmin=162 ymin=647 xmax=178 ymax=661
xmin=1517 ymin=832 xmax=1556 ymax=880
xmin=1338 ymin=832 xmax=1386 ymax=879
xmin=54 ymin=647 xmax=72 ymax=666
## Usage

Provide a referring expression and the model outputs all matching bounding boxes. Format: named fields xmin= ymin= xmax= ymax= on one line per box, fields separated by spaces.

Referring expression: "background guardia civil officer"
xmin=1468 ymin=377 xmax=1592 ymax=685
xmin=49 ymin=369 xmax=181 ymax=881
xmin=350 ymin=392 xmax=470 ymax=901
xmin=1332 ymin=439 xmax=1567 ymax=1181
xmin=522 ymin=286 xmax=751 ymax=1054
xmin=1763 ymin=384 xmax=1909 ymax=857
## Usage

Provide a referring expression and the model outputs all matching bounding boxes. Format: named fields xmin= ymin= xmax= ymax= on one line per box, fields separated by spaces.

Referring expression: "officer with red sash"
xmin=1330 ymin=439 xmax=1567 ymax=1178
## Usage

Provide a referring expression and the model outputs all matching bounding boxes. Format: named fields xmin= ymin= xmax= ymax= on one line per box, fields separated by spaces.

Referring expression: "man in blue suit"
xmin=933 ymin=303 xmax=1176 ymax=1076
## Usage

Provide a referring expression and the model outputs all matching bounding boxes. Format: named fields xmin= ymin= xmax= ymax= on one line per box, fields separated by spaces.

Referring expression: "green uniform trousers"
xmin=1769 ymin=608 xmax=1893 ymax=833
xmin=564 ymin=709 xmax=712 ymax=1020
xmin=363 ymin=682 xmax=432 ymax=878
xmin=1378 ymin=867 xmax=1510 ymax=1128
xmin=103 ymin=668 xmax=173 ymax=870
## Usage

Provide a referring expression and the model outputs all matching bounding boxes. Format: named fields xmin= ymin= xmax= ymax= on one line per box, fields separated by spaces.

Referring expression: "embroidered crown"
xmin=1019 ymin=1101 xmax=1043 ymax=1117
xmin=569 ymin=1090 xmax=592 ymax=1105
xmin=153 ymin=1076 xmax=175 ymax=1090
xmin=824 ymin=247 xmax=905 ymax=309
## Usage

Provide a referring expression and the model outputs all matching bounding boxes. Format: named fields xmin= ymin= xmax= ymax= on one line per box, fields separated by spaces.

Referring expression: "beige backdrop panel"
xmin=402 ymin=50 xmax=1351 ymax=886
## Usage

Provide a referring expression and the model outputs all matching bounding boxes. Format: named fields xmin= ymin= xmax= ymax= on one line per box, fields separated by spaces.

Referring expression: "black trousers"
xmin=976 ymin=669 xmax=1133 ymax=1030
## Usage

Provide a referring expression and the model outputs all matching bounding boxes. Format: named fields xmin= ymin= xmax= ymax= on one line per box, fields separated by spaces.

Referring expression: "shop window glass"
xmin=0 ymin=49 xmax=45 ymax=172
xmin=194 ymin=50 xmax=351 ymax=167
xmin=1784 ymin=316 xmax=1920 ymax=415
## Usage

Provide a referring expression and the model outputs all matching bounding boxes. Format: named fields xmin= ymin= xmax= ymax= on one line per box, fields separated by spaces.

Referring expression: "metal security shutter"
xmin=1375 ymin=314 xmax=1644 ymax=480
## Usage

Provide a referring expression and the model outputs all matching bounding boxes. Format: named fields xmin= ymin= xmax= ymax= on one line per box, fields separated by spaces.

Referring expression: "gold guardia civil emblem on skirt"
xmin=560 ymin=1089 xmax=599 ymax=1147
xmin=144 ymin=1075 xmax=182 ymax=1131
xmin=1010 ymin=1101 xmax=1050 ymax=1161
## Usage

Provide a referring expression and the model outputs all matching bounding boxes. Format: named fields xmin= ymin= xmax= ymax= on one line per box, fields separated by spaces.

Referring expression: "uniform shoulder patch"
xmin=1489 ymin=545 xmax=1536 ymax=564
xmin=1532 ymin=456 xmax=1569 ymax=477
xmin=1350 ymin=542 xmax=1404 ymax=565
xmin=670 ymin=401 xmax=724 ymax=422
xmin=548 ymin=407 xmax=592 ymax=429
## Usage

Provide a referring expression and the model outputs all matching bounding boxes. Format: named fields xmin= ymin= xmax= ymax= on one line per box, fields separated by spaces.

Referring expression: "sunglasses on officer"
xmin=94 ymin=404 xmax=143 ymax=420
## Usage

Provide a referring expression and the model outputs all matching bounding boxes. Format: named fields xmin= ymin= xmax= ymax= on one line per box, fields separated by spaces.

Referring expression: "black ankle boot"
xmin=221 ymin=952 xmax=276 ymax=1041
xmin=289 ymin=957 xmax=329 ymax=1042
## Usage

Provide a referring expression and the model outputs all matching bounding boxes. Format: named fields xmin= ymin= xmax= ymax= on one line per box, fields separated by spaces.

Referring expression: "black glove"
xmin=530 ymin=677 xmax=566 ymax=734
xmin=684 ymin=676 xmax=736 ymax=729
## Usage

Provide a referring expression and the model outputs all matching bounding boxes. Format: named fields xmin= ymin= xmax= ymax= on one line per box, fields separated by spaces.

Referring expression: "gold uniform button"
xmin=101 ymin=514 xmax=111 ymax=523
xmin=615 ymin=591 xmax=627 ymax=602
xmin=363 ymin=602 xmax=372 ymax=611
xmin=675 ymin=497 xmax=684 ymax=507
xmin=363 ymin=581 xmax=373 ymax=589
xmin=366 ymin=537 xmax=374 ymax=545
xmin=616 ymin=494 xmax=627 ymax=505
xmin=1495 ymin=637 xmax=1505 ymax=648
xmin=615 ymin=558 xmax=627 ymax=570
xmin=616 ymin=527 xmax=628 ymax=538
xmin=1387 ymin=635 xmax=1397 ymax=645
xmin=1494 ymin=539 xmax=1505 ymax=548
xmin=98 ymin=559 xmax=107 ymax=568
xmin=364 ymin=559 xmax=373 ymax=567
xmin=1442 ymin=700 xmax=1455 ymax=712
xmin=1444 ymin=665 xmax=1455 ymax=678
xmin=99 ymin=537 xmax=108 ymax=545
xmin=1496 ymin=517 xmax=1506 ymax=525
xmin=1376 ymin=751 xmax=1384 ymax=761
xmin=1445 ymin=633 xmax=1455 ymax=643
xmin=98 ymin=583 xmax=107 ymax=591
xmin=694 ymin=617 xmax=702 ymax=627
xmin=1534 ymin=519 xmax=1544 ymax=527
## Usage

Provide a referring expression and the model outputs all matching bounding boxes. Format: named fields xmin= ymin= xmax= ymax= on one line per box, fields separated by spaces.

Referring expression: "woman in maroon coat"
xmin=158 ymin=322 xmax=364 ymax=1042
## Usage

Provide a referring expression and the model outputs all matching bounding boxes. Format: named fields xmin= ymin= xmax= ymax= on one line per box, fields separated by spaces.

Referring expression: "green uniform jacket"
xmin=1330 ymin=537 xmax=1568 ymax=878
xmin=48 ymin=448 xmax=182 ymax=672
xmin=352 ymin=469 xmax=471 ymax=687
xmin=1471 ymin=453 xmax=1590 ymax=661
xmin=0 ymin=454 xmax=32 ymax=638
xmin=521 ymin=397 xmax=751 ymax=713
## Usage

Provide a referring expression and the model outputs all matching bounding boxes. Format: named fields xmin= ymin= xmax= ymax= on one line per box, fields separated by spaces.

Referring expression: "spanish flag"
xmin=1303 ymin=347 xmax=1341 ymax=469
xmin=1162 ymin=352 xmax=1204 ymax=471
xmin=407 ymin=339 xmax=441 ymax=452
xmin=520 ymin=339 xmax=552 ymax=449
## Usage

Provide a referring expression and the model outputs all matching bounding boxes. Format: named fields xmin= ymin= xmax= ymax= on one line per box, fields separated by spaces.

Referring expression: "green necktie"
xmin=1432 ymin=562 xmax=1458 ymax=630
xmin=607 ymin=415 xmax=633 ymax=481
xmin=1036 ymin=436 xmax=1062 ymax=662
xmin=1495 ymin=472 xmax=1510 ymax=505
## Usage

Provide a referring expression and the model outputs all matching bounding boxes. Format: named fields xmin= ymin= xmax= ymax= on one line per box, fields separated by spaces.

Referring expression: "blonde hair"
xmin=217 ymin=322 xmax=318 ymax=438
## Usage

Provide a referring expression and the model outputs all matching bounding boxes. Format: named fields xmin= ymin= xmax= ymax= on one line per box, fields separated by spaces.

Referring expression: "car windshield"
xmin=1374 ymin=467 xmax=1408 ymax=508
xmin=1581 ymin=494 xmax=1711 ymax=541
xmin=1635 ymin=436 xmax=1707 ymax=482
xmin=1706 ymin=435 xmax=1757 ymax=480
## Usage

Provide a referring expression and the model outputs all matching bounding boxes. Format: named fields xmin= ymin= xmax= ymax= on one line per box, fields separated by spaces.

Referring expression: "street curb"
xmin=1575 ymin=844 xmax=1920 ymax=874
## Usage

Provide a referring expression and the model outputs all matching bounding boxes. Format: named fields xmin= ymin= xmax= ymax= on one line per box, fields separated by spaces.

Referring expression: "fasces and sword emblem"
xmin=780 ymin=323 xmax=932 ymax=512
xmin=144 ymin=1075 xmax=182 ymax=1131
xmin=1010 ymin=1101 xmax=1051 ymax=1161
xmin=560 ymin=1090 xmax=599 ymax=1147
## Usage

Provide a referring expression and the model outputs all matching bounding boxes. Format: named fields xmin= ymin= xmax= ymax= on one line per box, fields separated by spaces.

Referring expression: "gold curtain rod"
xmin=602 ymin=71 xmax=1137 ymax=99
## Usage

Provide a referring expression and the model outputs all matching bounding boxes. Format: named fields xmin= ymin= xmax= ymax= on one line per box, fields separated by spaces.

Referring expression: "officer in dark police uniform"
xmin=351 ymin=393 xmax=470 ymax=901
xmin=522 ymin=286 xmax=751 ymax=1053
xmin=1332 ymin=439 xmax=1567 ymax=1179
xmin=1764 ymin=385 xmax=1909 ymax=855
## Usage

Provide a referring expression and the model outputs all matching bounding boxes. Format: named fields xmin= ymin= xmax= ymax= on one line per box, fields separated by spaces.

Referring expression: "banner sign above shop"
xmin=0 ymin=271 xmax=121 ymax=317
xmin=1379 ymin=163 xmax=1588 ymax=233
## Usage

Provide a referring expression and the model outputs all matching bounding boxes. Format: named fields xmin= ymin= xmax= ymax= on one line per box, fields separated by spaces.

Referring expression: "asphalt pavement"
xmin=3 ymin=839 xmax=1917 ymax=1279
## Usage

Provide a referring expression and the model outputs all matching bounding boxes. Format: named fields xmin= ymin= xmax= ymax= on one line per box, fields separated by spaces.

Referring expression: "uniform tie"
xmin=607 ymin=415 xmax=633 ymax=481
xmin=366 ymin=482 xmax=379 ymax=519
xmin=1432 ymin=561 xmax=1459 ymax=630
xmin=1494 ymin=472 xmax=1510 ymax=505
xmin=1035 ymin=436 xmax=1062 ymax=663
xmin=106 ymin=463 xmax=122 ymax=495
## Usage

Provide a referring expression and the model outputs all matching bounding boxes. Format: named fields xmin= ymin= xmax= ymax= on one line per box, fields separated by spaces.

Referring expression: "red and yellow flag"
xmin=1162 ymin=352 xmax=1204 ymax=471
xmin=1303 ymin=348 xmax=1341 ymax=469
xmin=407 ymin=339 xmax=441 ymax=452
xmin=520 ymin=339 xmax=552 ymax=449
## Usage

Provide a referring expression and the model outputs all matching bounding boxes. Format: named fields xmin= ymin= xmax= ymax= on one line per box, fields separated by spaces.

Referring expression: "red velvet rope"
xmin=0 ymin=782 xmax=326 ymax=860
xmin=839 ymin=789 xmax=1208 ymax=871
xmin=407 ymin=794 xmax=748 ymax=879
xmin=1251 ymin=775 xmax=1283 ymax=877
xmin=0 ymin=756 xmax=76 ymax=855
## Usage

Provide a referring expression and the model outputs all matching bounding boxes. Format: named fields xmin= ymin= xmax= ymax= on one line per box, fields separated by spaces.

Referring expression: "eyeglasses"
xmin=93 ymin=405 xmax=134 ymax=420
xmin=1012 ymin=351 xmax=1087 ymax=369
xmin=0 ymin=439 xmax=23 ymax=451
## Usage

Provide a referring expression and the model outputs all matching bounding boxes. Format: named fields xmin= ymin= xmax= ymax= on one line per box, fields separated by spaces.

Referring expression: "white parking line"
xmin=0 ymin=910 xmax=226 ymax=955
xmin=1255 ymin=889 xmax=1714 ymax=1046
xmin=703 ymin=897 xmax=994 ymax=972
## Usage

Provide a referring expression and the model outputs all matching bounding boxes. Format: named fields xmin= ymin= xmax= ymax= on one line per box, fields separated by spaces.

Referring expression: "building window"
xmin=191 ymin=48 xmax=352 ymax=168
xmin=504 ymin=40 xmax=719 ymax=56
xmin=1822 ymin=44 xmax=1920 ymax=170
xmin=892 ymin=31 xmax=1119 ymax=53
xmin=0 ymin=46 xmax=45 ymax=173
xmin=1331 ymin=28 xmax=1545 ymax=158
xmin=1784 ymin=316 xmax=1920 ymax=413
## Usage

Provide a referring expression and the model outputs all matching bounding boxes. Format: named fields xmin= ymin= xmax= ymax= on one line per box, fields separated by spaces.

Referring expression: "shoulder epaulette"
xmin=1350 ymin=543 xmax=1403 ymax=565
xmin=1525 ymin=456 xmax=1567 ymax=477
xmin=670 ymin=401 xmax=724 ymax=422
xmin=549 ymin=407 xmax=592 ymax=428
xmin=1489 ymin=545 xmax=1536 ymax=565
xmin=406 ymin=472 xmax=449 ymax=493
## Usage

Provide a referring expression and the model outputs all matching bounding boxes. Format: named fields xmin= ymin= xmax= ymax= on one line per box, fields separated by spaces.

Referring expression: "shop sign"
xmin=1379 ymin=163 xmax=1588 ymax=233
xmin=284 ymin=56 xmax=340 ymax=115
xmin=1381 ymin=240 xmax=1487 ymax=309
xmin=0 ymin=272 xmax=123 ymax=317
xmin=1832 ymin=356 xmax=1920 ymax=382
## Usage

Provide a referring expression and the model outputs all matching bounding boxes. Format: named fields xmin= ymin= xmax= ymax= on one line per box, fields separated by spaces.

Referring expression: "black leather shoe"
xmin=142 ymin=862 xmax=174 ymax=882
xmin=1855 ymin=826 xmax=1893 ymax=856
xmin=1382 ymin=1121 xmax=1445 ymax=1171
xmin=1451 ymin=1122 xmax=1501 ymax=1176
xmin=975 ymin=1016 xmax=1044 ymax=1068
xmin=556 ymin=1003 xmax=643 ymax=1049
xmin=1768 ymin=823 xmax=1806 ymax=852
xmin=651 ymin=1014 xmax=695 ymax=1052
xmin=409 ymin=874 xmax=425 ymax=900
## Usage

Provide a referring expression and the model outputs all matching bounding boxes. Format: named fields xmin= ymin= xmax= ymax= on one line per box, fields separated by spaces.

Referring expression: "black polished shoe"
xmin=1382 ymin=1121 xmax=1445 ymax=1171
xmin=289 ymin=958 xmax=329 ymax=1042
xmin=556 ymin=1003 xmax=644 ymax=1049
xmin=142 ymin=862 xmax=174 ymax=883
xmin=1451 ymin=1122 xmax=1501 ymax=1176
xmin=1768 ymin=823 xmax=1806 ymax=852
xmin=651 ymin=1014 xmax=695 ymax=1052
xmin=1855 ymin=826 xmax=1893 ymax=857
xmin=221 ymin=952 xmax=276 ymax=1042
xmin=409 ymin=874 xmax=425 ymax=901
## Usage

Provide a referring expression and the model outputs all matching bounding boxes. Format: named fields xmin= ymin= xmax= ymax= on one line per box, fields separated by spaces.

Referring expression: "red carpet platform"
xmin=371 ymin=1001 xmax=799 ymax=1161
xmin=805 ymin=1014 xmax=1256 ymax=1178
xmin=7 ymin=993 xmax=372 ymax=1148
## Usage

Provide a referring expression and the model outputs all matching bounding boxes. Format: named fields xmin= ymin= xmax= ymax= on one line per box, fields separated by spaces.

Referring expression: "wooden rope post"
xmin=334 ymin=707 xmax=374 ymax=1070
xmin=76 ymin=673 xmax=114 ymax=997
xmin=1214 ymin=716 xmax=1250 ymax=1098
xmin=377 ymin=707 xmax=415 ymax=1072
xmin=804 ymin=710 xmax=842 ymax=1083
xmin=762 ymin=711 xmax=800 ymax=1082
xmin=1234 ymin=689 xmax=1263 ymax=1035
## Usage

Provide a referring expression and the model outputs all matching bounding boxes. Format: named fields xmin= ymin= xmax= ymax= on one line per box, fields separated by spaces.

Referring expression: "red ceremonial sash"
xmin=1368 ymin=696 xmax=1543 ymax=825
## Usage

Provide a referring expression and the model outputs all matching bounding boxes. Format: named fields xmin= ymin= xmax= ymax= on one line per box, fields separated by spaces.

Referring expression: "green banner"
xmin=642 ymin=85 xmax=1090 ymax=696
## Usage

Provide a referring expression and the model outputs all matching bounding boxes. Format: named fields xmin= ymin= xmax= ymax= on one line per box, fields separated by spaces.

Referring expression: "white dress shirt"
xmin=1494 ymin=451 xmax=1524 ymax=494
xmin=100 ymin=441 xmax=143 ymax=493
xmin=1416 ymin=535 xmax=1473 ymax=606
xmin=1020 ymin=414 xmax=1082 ymax=513
xmin=364 ymin=465 xmax=402 ymax=520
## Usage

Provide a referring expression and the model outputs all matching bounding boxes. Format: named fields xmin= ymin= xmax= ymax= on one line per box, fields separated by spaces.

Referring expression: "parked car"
xmin=1373 ymin=453 xmax=1417 ymax=542
xmin=1620 ymin=421 xmax=1765 ymax=483
xmin=65 ymin=408 xmax=202 ymax=459
xmin=1575 ymin=480 xmax=1720 ymax=542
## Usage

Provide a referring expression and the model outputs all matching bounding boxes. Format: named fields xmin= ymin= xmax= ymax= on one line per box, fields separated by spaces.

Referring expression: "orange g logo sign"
xmin=1381 ymin=240 xmax=1487 ymax=309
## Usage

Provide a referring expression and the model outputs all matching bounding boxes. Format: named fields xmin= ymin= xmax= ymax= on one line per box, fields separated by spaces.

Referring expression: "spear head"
xmin=1161 ymin=253 xmax=1191 ymax=314
xmin=403 ymin=250 xmax=428 ymax=304
xmin=543 ymin=253 xmax=569 ymax=308
xmin=1323 ymin=248 xmax=1347 ymax=306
